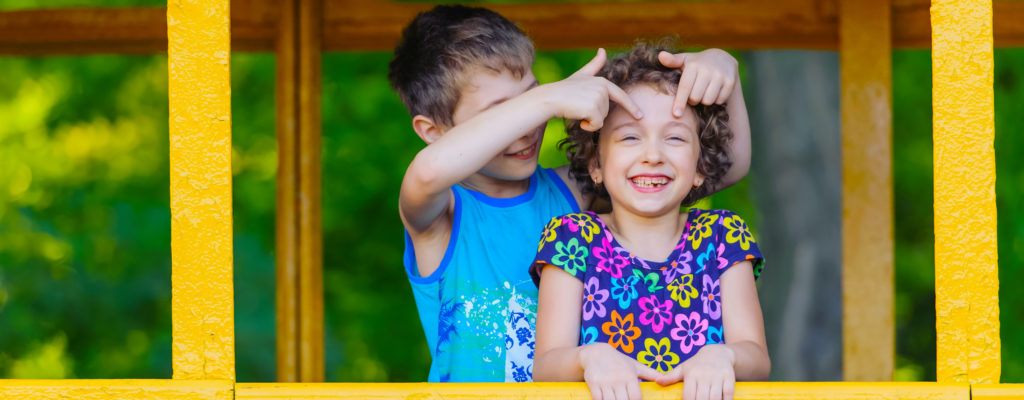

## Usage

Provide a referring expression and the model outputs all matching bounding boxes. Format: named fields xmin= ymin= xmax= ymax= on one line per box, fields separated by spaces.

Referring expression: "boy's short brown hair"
xmin=388 ymin=5 xmax=535 ymax=128
xmin=561 ymin=40 xmax=733 ymax=207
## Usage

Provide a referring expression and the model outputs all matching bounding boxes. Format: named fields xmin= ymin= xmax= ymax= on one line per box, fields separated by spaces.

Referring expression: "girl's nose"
xmin=642 ymin=141 xmax=664 ymax=164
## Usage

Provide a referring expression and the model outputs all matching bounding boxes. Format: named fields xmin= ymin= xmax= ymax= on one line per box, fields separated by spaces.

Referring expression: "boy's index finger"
xmin=605 ymin=81 xmax=643 ymax=119
xmin=658 ymin=50 xmax=687 ymax=69
xmin=573 ymin=48 xmax=607 ymax=77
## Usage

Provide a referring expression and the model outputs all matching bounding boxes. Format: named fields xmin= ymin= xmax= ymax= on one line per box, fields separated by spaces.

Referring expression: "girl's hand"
xmin=656 ymin=344 xmax=737 ymax=400
xmin=657 ymin=49 xmax=739 ymax=114
xmin=580 ymin=342 xmax=663 ymax=400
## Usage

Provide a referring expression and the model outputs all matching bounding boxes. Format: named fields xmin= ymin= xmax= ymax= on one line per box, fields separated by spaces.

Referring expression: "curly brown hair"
xmin=560 ymin=40 xmax=733 ymax=208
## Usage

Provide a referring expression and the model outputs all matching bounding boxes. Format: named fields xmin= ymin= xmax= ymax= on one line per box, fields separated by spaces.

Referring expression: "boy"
xmin=388 ymin=5 xmax=752 ymax=382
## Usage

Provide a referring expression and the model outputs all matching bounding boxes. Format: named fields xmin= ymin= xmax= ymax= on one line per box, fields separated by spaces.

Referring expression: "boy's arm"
xmin=658 ymin=49 xmax=752 ymax=192
xmin=401 ymin=49 xmax=642 ymax=232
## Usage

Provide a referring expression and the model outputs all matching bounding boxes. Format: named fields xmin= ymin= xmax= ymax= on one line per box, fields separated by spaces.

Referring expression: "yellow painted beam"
xmin=838 ymin=0 xmax=894 ymax=382
xmin=236 ymin=382 xmax=968 ymax=400
xmin=0 ymin=380 xmax=232 ymax=400
xmin=972 ymin=384 xmax=1024 ymax=400
xmin=931 ymin=0 xmax=1000 ymax=385
xmin=168 ymin=0 xmax=235 ymax=380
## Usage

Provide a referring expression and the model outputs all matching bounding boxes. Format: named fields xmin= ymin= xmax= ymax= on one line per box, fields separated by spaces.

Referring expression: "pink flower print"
xmin=670 ymin=311 xmax=709 ymax=354
xmin=661 ymin=251 xmax=693 ymax=284
xmin=637 ymin=295 xmax=673 ymax=334
xmin=594 ymin=235 xmax=628 ymax=278
xmin=701 ymin=274 xmax=722 ymax=320
xmin=583 ymin=276 xmax=610 ymax=320
xmin=715 ymin=243 xmax=729 ymax=270
xmin=563 ymin=213 xmax=602 ymax=242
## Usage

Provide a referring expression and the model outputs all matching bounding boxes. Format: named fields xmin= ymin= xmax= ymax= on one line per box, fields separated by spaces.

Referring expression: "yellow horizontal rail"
xmin=236 ymin=382 xmax=969 ymax=400
xmin=973 ymin=384 xmax=1024 ymax=400
xmin=0 ymin=380 xmax=232 ymax=400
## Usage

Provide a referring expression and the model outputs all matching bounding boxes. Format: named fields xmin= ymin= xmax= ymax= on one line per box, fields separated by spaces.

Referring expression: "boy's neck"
xmin=459 ymin=172 xmax=531 ymax=199
xmin=600 ymin=210 xmax=686 ymax=262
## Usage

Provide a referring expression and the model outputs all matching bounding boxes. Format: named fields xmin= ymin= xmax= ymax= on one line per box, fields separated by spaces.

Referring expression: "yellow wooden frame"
xmin=0 ymin=0 xmax=1012 ymax=397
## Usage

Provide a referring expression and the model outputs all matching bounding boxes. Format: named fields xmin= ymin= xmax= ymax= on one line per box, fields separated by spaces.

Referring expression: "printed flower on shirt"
xmin=602 ymin=310 xmax=641 ymax=353
xmin=552 ymin=237 xmax=588 ymax=276
xmin=637 ymin=295 xmax=673 ymax=334
xmin=539 ymin=217 xmax=563 ymax=252
xmin=701 ymin=274 xmax=722 ymax=320
xmin=690 ymin=212 xmax=720 ymax=251
xmin=611 ymin=275 xmax=640 ymax=309
xmin=594 ymin=234 xmax=629 ymax=279
xmin=667 ymin=274 xmax=698 ymax=308
xmin=583 ymin=276 xmax=610 ymax=320
xmin=670 ymin=311 xmax=709 ymax=354
xmin=723 ymin=214 xmax=755 ymax=251
xmin=707 ymin=325 xmax=723 ymax=345
xmin=564 ymin=213 xmax=602 ymax=243
xmin=661 ymin=251 xmax=693 ymax=285
xmin=581 ymin=326 xmax=599 ymax=345
xmin=637 ymin=337 xmax=681 ymax=373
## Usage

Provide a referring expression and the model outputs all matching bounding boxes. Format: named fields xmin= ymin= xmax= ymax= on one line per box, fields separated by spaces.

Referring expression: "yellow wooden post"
xmin=931 ymin=0 xmax=1000 ymax=384
xmin=838 ymin=0 xmax=894 ymax=381
xmin=275 ymin=0 xmax=325 ymax=382
xmin=168 ymin=0 xmax=235 ymax=380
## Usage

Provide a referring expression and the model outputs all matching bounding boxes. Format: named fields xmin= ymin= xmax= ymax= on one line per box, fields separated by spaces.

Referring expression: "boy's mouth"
xmin=505 ymin=140 xmax=539 ymax=160
xmin=629 ymin=175 xmax=671 ymax=192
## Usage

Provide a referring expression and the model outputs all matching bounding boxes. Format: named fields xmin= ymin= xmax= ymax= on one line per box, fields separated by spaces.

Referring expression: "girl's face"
xmin=590 ymin=84 xmax=704 ymax=218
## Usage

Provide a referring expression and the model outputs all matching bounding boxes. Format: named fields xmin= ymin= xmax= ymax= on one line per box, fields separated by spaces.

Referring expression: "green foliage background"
xmin=0 ymin=3 xmax=1022 ymax=382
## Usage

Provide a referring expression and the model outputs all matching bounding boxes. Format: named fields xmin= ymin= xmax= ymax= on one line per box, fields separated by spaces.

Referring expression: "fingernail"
xmin=673 ymin=108 xmax=682 ymax=117
xmin=635 ymin=111 xmax=644 ymax=119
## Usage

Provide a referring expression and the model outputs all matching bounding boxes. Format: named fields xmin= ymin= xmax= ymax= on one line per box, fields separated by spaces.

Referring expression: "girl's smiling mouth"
xmin=629 ymin=174 xmax=672 ymax=192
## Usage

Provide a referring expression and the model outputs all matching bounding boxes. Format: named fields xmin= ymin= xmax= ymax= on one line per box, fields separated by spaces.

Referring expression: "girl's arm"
xmin=655 ymin=261 xmax=769 ymax=400
xmin=533 ymin=265 xmax=662 ymax=398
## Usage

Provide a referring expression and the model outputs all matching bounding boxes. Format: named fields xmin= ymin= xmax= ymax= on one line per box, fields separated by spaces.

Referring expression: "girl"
xmin=531 ymin=42 xmax=769 ymax=400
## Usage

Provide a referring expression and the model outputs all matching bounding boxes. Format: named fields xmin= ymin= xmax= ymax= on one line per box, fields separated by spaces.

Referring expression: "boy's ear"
xmin=412 ymin=115 xmax=445 ymax=144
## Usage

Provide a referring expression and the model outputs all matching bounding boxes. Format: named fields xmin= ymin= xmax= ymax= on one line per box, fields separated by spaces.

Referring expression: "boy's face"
xmin=592 ymin=84 xmax=703 ymax=218
xmin=449 ymin=67 xmax=543 ymax=182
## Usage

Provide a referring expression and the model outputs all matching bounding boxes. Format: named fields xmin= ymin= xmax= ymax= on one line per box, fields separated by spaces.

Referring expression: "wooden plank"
xmin=931 ymin=0 xmax=1000 ymax=385
xmin=322 ymin=0 xmax=838 ymax=50
xmin=274 ymin=0 xmax=301 ymax=384
xmin=275 ymin=0 xmax=325 ymax=383
xmin=297 ymin=0 xmax=325 ymax=383
xmin=236 ymin=382 xmax=969 ymax=400
xmin=0 ymin=380 xmax=233 ymax=400
xmin=838 ymin=0 xmax=893 ymax=382
xmin=973 ymin=384 xmax=1024 ymax=400
xmin=3 ymin=0 xmax=1024 ymax=54
xmin=168 ymin=0 xmax=235 ymax=381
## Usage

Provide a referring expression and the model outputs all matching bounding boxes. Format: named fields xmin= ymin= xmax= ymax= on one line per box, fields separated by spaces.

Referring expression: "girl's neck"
xmin=459 ymin=172 xmax=530 ymax=199
xmin=600 ymin=209 xmax=686 ymax=262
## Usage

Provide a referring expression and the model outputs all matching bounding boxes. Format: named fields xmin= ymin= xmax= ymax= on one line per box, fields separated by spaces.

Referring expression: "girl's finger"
xmin=627 ymin=379 xmax=643 ymax=400
xmin=709 ymin=379 xmax=723 ymax=400
xmin=697 ymin=380 xmax=712 ymax=400
xmin=723 ymin=379 xmax=735 ymax=400
xmin=612 ymin=384 xmax=629 ymax=400
xmin=587 ymin=382 xmax=603 ymax=400
xmin=682 ymin=379 xmax=697 ymax=400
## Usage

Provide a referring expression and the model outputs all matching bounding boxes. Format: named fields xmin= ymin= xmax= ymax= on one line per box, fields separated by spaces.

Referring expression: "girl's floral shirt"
xmin=529 ymin=209 xmax=764 ymax=372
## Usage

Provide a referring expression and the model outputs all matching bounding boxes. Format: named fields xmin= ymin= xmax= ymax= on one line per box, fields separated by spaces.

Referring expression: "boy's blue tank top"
xmin=403 ymin=167 xmax=579 ymax=382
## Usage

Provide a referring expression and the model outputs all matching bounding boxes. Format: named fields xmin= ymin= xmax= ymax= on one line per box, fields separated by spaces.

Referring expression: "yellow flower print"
xmin=690 ymin=213 xmax=719 ymax=250
xmin=667 ymin=274 xmax=698 ymax=308
xmin=637 ymin=337 xmax=681 ymax=372
xmin=539 ymin=217 xmax=563 ymax=252
xmin=723 ymin=214 xmax=755 ymax=251
xmin=568 ymin=213 xmax=602 ymax=243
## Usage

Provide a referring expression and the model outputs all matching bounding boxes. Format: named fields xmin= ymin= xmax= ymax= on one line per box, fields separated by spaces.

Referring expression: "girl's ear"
xmin=412 ymin=115 xmax=444 ymax=144
xmin=693 ymin=173 xmax=705 ymax=189
xmin=588 ymin=156 xmax=603 ymax=186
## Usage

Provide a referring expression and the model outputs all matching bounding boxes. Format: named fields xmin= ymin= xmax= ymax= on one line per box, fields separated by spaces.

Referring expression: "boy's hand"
xmin=580 ymin=343 xmax=663 ymax=400
xmin=538 ymin=48 xmax=643 ymax=131
xmin=656 ymin=344 xmax=737 ymax=400
xmin=658 ymin=49 xmax=739 ymax=116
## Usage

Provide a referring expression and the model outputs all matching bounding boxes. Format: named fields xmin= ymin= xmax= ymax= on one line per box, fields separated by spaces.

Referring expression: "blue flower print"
xmin=707 ymin=325 xmax=723 ymax=345
xmin=581 ymin=326 xmax=599 ymax=345
xmin=611 ymin=275 xmax=640 ymax=309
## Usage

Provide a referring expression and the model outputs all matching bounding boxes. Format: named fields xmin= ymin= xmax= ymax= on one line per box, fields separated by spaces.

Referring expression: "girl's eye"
xmin=619 ymin=134 xmax=639 ymax=142
xmin=668 ymin=136 xmax=687 ymax=143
